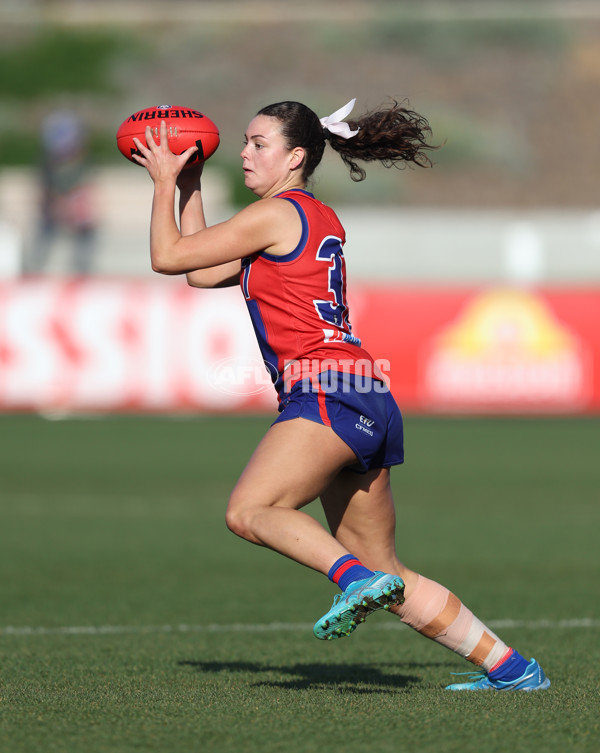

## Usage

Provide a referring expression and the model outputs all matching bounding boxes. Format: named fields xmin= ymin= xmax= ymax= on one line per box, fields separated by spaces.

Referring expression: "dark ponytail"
xmin=327 ymin=100 xmax=437 ymax=181
xmin=257 ymin=98 xmax=437 ymax=183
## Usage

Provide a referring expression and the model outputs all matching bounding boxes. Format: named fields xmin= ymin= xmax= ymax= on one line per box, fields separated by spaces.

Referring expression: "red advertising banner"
xmin=352 ymin=286 xmax=599 ymax=414
xmin=0 ymin=279 xmax=598 ymax=414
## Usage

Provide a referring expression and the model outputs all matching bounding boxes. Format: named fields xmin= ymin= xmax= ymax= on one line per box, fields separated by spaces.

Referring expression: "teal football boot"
xmin=445 ymin=658 xmax=550 ymax=691
xmin=314 ymin=571 xmax=405 ymax=640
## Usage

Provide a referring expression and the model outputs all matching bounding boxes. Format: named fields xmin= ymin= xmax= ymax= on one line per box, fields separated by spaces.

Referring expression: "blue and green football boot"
xmin=445 ymin=658 xmax=550 ymax=691
xmin=314 ymin=571 xmax=405 ymax=640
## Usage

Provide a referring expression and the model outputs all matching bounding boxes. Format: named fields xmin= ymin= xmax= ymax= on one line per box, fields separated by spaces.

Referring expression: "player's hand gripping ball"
xmin=116 ymin=105 xmax=220 ymax=168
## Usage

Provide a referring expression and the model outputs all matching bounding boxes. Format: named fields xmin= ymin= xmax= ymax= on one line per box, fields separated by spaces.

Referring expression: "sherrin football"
xmin=116 ymin=105 xmax=220 ymax=167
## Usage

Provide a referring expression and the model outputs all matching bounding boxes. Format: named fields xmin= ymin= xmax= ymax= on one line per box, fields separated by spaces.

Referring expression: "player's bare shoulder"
xmin=232 ymin=196 xmax=303 ymax=257
xmin=263 ymin=196 xmax=304 ymax=256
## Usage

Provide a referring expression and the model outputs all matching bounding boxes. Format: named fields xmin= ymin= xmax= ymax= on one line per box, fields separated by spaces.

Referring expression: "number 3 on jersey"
xmin=314 ymin=236 xmax=355 ymax=343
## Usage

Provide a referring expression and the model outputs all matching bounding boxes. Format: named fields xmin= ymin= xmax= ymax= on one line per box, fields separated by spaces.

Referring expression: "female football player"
xmin=133 ymin=98 xmax=549 ymax=691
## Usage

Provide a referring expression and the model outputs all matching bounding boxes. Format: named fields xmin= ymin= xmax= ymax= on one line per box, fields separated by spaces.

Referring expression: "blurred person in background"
xmin=28 ymin=110 xmax=98 ymax=276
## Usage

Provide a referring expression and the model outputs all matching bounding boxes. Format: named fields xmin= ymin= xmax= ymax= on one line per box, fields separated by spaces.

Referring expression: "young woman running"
xmin=133 ymin=98 xmax=549 ymax=691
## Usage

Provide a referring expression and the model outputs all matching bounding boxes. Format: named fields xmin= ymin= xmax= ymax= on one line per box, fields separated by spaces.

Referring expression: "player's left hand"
xmin=132 ymin=120 xmax=198 ymax=183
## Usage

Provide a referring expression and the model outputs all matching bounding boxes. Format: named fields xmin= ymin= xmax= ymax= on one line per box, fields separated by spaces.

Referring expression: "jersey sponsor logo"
xmin=322 ymin=329 xmax=362 ymax=346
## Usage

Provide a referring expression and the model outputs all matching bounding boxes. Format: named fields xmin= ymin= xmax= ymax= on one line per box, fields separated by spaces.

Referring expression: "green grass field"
xmin=0 ymin=413 xmax=598 ymax=753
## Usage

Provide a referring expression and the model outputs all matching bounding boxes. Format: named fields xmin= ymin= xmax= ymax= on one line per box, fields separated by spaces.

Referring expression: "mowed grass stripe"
xmin=1 ymin=618 xmax=599 ymax=637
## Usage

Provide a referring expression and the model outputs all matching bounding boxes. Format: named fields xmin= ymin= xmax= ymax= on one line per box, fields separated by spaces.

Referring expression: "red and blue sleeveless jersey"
xmin=239 ymin=189 xmax=377 ymax=398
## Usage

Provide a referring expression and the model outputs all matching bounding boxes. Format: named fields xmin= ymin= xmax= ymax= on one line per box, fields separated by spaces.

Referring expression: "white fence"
xmin=1 ymin=167 xmax=599 ymax=284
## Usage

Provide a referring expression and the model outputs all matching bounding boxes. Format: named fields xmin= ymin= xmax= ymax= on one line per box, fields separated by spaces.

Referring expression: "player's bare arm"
xmin=175 ymin=165 xmax=242 ymax=288
xmin=149 ymin=197 xmax=301 ymax=275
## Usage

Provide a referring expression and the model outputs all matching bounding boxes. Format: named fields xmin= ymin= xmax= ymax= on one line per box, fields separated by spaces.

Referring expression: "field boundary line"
xmin=1 ymin=618 xmax=598 ymax=637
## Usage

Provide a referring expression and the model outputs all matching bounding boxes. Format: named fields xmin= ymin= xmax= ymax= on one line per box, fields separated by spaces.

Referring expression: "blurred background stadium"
xmin=1 ymin=7 xmax=599 ymax=751
xmin=0 ymin=0 xmax=599 ymax=414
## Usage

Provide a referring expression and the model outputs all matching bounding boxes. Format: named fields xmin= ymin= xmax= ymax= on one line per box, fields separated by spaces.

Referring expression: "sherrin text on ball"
xmin=116 ymin=105 xmax=220 ymax=167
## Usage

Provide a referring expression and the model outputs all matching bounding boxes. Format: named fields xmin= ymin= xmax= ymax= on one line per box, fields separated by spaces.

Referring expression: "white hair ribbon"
xmin=320 ymin=98 xmax=360 ymax=139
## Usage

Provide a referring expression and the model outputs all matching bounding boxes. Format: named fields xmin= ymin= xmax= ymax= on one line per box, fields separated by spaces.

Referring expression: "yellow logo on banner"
xmin=424 ymin=289 xmax=587 ymax=409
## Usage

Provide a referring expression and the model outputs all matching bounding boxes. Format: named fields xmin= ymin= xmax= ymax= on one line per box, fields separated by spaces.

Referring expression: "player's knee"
xmin=225 ymin=491 xmax=259 ymax=542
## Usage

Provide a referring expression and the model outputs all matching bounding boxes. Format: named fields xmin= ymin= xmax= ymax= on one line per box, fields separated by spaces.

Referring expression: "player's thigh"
xmin=228 ymin=417 xmax=357 ymax=513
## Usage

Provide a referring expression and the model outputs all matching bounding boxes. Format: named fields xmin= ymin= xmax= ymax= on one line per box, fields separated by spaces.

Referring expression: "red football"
xmin=116 ymin=105 xmax=220 ymax=167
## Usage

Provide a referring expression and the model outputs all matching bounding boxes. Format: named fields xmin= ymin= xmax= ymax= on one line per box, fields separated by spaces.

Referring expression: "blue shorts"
xmin=273 ymin=372 xmax=404 ymax=473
